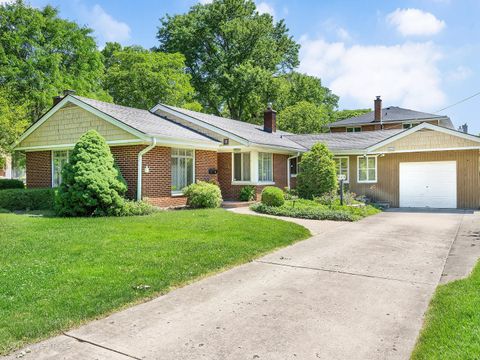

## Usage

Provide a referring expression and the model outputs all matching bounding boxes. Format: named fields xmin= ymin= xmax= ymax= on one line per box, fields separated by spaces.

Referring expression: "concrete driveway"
xmin=5 ymin=210 xmax=467 ymax=360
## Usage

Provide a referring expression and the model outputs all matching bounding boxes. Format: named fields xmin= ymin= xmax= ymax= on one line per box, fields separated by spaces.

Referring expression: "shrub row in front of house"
xmin=0 ymin=188 xmax=55 ymax=211
xmin=0 ymin=179 xmax=24 ymax=190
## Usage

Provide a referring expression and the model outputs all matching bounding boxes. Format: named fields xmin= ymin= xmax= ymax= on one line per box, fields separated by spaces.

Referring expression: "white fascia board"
xmin=16 ymin=139 xmax=148 ymax=152
xmin=218 ymin=144 xmax=303 ymax=155
xmin=367 ymin=122 xmax=480 ymax=153
xmin=151 ymin=104 xmax=249 ymax=146
xmin=368 ymin=146 xmax=480 ymax=155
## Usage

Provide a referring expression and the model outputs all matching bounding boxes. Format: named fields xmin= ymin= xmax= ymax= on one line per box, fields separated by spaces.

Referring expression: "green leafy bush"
xmin=315 ymin=190 xmax=358 ymax=206
xmin=55 ymin=130 xmax=127 ymax=217
xmin=119 ymin=200 xmax=158 ymax=216
xmin=0 ymin=179 xmax=24 ymax=190
xmin=0 ymin=188 xmax=55 ymax=211
xmin=183 ymin=181 xmax=223 ymax=208
xmin=239 ymin=185 xmax=256 ymax=201
xmin=261 ymin=186 xmax=285 ymax=207
xmin=297 ymin=143 xmax=337 ymax=199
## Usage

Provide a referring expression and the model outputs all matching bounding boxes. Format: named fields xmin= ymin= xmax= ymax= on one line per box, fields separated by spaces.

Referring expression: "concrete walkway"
xmin=5 ymin=210 xmax=470 ymax=360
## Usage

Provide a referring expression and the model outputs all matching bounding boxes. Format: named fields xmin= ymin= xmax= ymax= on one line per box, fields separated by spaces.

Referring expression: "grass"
xmin=411 ymin=260 xmax=480 ymax=359
xmin=251 ymin=198 xmax=381 ymax=221
xmin=0 ymin=209 xmax=310 ymax=355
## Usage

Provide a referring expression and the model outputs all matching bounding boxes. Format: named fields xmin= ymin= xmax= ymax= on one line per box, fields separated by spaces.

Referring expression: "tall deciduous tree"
xmin=0 ymin=87 xmax=29 ymax=155
xmin=157 ymin=0 xmax=299 ymax=122
xmin=104 ymin=47 xmax=200 ymax=110
xmin=0 ymin=0 xmax=109 ymax=123
xmin=277 ymin=101 xmax=330 ymax=134
xmin=333 ymin=109 xmax=371 ymax=121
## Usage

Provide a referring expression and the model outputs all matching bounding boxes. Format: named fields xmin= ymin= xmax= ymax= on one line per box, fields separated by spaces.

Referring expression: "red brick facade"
xmin=26 ymin=151 xmax=51 ymax=188
xmin=25 ymin=146 xmax=287 ymax=205
xmin=217 ymin=152 xmax=288 ymax=201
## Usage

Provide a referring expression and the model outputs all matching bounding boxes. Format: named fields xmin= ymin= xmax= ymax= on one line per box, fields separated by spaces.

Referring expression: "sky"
xmin=16 ymin=0 xmax=480 ymax=133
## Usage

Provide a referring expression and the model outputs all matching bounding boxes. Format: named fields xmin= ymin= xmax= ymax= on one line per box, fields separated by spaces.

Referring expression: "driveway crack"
xmin=255 ymin=260 xmax=436 ymax=286
xmin=63 ymin=332 xmax=141 ymax=360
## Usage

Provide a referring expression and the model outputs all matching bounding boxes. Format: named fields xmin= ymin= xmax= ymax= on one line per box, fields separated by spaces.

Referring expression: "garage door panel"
xmin=399 ymin=161 xmax=457 ymax=208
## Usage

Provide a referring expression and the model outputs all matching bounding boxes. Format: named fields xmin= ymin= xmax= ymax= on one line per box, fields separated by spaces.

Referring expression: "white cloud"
xmin=447 ymin=66 xmax=472 ymax=81
xmin=83 ymin=4 xmax=131 ymax=44
xmin=336 ymin=27 xmax=351 ymax=42
xmin=256 ymin=2 xmax=275 ymax=17
xmin=299 ymin=36 xmax=446 ymax=110
xmin=387 ymin=8 xmax=445 ymax=36
xmin=199 ymin=0 xmax=213 ymax=4
xmin=0 ymin=0 xmax=14 ymax=4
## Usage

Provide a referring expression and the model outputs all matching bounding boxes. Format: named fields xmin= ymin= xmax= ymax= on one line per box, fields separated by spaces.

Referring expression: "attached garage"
xmin=399 ymin=161 xmax=457 ymax=208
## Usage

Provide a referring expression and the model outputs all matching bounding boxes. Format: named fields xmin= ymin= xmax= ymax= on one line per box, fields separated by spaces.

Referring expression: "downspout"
xmin=137 ymin=137 xmax=157 ymax=201
xmin=287 ymin=152 xmax=301 ymax=189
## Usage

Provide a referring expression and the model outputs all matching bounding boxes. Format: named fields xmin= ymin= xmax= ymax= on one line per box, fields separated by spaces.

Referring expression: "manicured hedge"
xmin=184 ymin=181 xmax=223 ymax=208
xmin=0 ymin=179 xmax=24 ymax=190
xmin=0 ymin=188 xmax=55 ymax=211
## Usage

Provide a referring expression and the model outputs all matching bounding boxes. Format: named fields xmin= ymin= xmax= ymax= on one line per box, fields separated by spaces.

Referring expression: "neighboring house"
xmin=329 ymin=96 xmax=454 ymax=132
xmin=0 ymin=156 xmax=12 ymax=179
xmin=13 ymin=92 xmax=480 ymax=209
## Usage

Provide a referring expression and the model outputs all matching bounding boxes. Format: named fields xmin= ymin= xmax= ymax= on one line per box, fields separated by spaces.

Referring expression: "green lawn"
xmin=0 ymin=209 xmax=310 ymax=354
xmin=412 ymin=260 xmax=480 ymax=359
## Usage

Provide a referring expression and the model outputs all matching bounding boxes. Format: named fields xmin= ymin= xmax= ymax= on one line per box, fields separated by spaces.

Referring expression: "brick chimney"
xmin=52 ymin=89 xmax=76 ymax=106
xmin=374 ymin=96 xmax=382 ymax=122
xmin=264 ymin=102 xmax=276 ymax=133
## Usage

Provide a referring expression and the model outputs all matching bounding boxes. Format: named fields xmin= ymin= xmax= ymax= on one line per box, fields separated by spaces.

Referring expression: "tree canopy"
xmin=333 ymin=108 xmax=371 ymax=121
xmin=277 ymin=101 xmax=330 ymax=134
xmin=0 ymin=0 xmax=109 ymax=122
xmin=157 ymin=0 xmax=300 ymax=122
xmin=103 ymin=45 xmax=200 ymax=110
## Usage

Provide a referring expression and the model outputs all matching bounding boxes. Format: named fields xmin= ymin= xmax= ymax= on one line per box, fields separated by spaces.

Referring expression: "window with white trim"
xmin=334 ymin=157 xmax=349 ymax=183
xmin=171 ymin=148 xmax=194 ymax=193
xmin=357 ymin=156 xmax=377 ymax=183
xmin=346 ymin=127 xmax=362 ymax=133
xmin=258 ymin=152 xmax=273 ymax=182
xmin=52 ymin=150 xmax=69 ymax=187
xmin=233 ymin=152 xmax=251 ymax=181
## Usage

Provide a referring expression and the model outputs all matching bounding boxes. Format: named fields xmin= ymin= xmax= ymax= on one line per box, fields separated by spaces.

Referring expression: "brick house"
xmin=14 ymin=93 xmax=480 ymax=209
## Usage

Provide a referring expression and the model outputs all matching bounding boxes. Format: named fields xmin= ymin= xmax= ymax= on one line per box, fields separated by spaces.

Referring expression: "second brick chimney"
xmin=374 ymin=96 xmax=382 ymax=122
xmin=264 ymin=103 xmax=276 ymax=133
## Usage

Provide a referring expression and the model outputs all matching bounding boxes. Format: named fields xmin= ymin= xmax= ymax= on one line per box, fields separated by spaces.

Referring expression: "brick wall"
xmin=26 ymin=151 xmax=51 ymax=188
xmin=195 ymin=150 xmax=218 ymax=183
xmin=111 ymin=145 xmax=145 ymax=199
xmin=217 ymin=152 xmax=288 ymax=201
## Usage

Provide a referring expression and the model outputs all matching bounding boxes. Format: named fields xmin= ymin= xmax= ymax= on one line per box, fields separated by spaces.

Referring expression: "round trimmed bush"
xmin=183 ymin=181 xmax=223 ymax=208
xmin=261 ymin=186 xmax=285 ymax=207
xmin=239 ymin=185 xmax=256 ymax=201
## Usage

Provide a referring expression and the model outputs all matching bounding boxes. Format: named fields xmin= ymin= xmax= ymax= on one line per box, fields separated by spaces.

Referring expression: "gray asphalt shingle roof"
xmin=329 ymin=106 xmax=451 ymax=127
xmin=286 ymin=129 xmax=403 ymax=151
xmin=158 ymin=104 xmax=305 ymax=151
xmin=73 ymin=96 xmax=219 ymax=143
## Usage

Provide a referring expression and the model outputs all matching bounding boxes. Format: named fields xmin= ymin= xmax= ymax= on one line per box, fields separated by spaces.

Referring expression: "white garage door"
xmin=399 ymin=161 xmax=457 ymax=208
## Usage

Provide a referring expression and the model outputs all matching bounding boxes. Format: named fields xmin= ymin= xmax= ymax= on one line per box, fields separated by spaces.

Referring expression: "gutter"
xmin=287 ymin=152 xmax=301 ymax=189
xmin=137 ymin=137 xmax=157 ymax=201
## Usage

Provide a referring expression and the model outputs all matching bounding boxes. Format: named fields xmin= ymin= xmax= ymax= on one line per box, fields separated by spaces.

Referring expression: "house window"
xmin=346 ymin=127 xmax=362 ymax=133
xmin=258 ymin=152 xmax=273 ymax=182
xmin=52 ymin=150 xmax=69 ymax=187
xmin=290 ymin=157 xmax=298 ymax=176
xmin=334 ymin=157 xmax=349 ymax=183
xmin=171 ymin=148 xmax=194 ymax=194
xmin=233 ymin=152 xmax=251 ymax=182
xmin=357 ymin=156 xmax=377 ymax=183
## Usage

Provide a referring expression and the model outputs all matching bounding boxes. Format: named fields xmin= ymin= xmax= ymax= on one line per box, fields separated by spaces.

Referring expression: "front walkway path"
xmin=5 ymin=210 xmax=469 ymax=360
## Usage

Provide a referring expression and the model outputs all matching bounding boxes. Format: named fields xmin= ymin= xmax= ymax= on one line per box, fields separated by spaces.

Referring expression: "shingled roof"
xmin=154 ymin=104 xmax=306 ymax=151
xmin=73 ymin=96 xmax=219 ymax=144
xmin=329 ymin=106 xmax=453 ymax=128
xmin=286 ymin=129 xmax=403 ymax=151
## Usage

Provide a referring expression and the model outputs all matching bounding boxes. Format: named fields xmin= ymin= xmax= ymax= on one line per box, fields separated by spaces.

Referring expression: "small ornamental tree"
xmin=297 ymin=143 xmax=337 ymax=199
xmin=56 ymin=130 xmax=127 ymax=216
